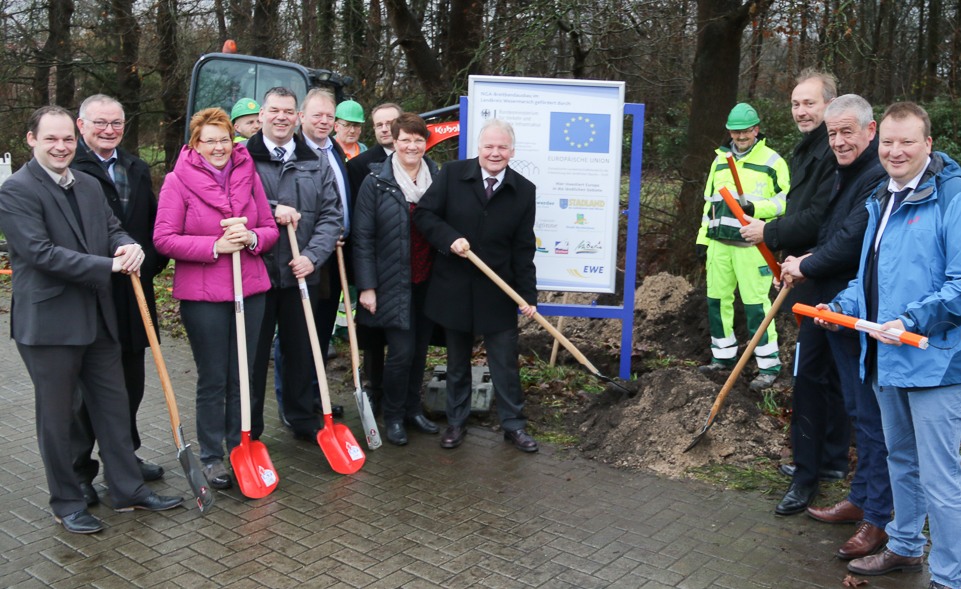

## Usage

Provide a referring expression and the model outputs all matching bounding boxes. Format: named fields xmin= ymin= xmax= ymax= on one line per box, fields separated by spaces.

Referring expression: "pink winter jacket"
xmin=155 ymin=145 xmax=279 ymax=302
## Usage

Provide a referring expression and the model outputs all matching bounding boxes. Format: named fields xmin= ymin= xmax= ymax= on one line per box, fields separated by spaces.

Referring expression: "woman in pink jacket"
xmin=154 ymin=108 xmax=278 ymax=490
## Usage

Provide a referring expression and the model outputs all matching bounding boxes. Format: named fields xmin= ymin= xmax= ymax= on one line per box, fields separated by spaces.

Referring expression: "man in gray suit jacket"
xmin=0 ymin=106 xmax=182 ymax=534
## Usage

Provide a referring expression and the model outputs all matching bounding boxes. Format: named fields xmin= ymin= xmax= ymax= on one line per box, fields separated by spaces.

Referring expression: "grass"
xmin=688 ymin=459 xmax=851 ymax=505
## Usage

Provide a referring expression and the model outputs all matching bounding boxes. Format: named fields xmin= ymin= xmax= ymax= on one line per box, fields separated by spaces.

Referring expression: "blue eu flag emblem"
xmin=549 ymin=112 xmax=611 ymax=154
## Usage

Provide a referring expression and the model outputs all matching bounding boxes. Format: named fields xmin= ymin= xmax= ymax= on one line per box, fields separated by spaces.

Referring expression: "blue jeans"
xmin=828 ymin=332 xmax=892 ymax=528
xmin=876 ymin=381 xmax=961 ymax=588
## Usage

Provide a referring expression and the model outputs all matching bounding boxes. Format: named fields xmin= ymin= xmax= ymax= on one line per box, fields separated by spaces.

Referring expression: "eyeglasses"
xmin=199 ymin=138 xmax=232 ymax=147
xmin=85 ymin=119 xmax=125 ymax=130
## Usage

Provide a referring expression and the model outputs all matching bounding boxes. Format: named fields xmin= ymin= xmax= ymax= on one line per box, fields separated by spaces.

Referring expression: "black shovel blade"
xmin=178 ymin=444 xmax=215 ymax=513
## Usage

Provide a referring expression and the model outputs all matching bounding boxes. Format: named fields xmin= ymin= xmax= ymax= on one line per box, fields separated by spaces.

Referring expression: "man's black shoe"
xmin=440 ymin=425 xmax=466 ymax=449
xmin=293 ymin=427 xmax=321 ymax=441
xmin=503 ymin=429 xmax=539 ymax=453
xmin=314 ymin=403 xmax=344 ymax=417
xmin=79 ymin=481 xmax=99 ymax=507
xmin=385 ymin=422 xmax=408 ymax=446
xmin=137 ymin=457 xmax=164 ymax=482
xmin=114 ymin=493 xmax=184 ymax=512
xmin=779 ymin=463 xmax=846 ymax=481
xmin=406 ymin=414 xmax=439 ymax=434
xmin=55 ymin=509 xmax=104 ymax=534
xmin=775 ymin=481 xmax=819 ymax=515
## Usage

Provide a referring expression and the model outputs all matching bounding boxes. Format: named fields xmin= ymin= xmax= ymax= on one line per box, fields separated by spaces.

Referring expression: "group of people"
xmin=0 ymin=88 xmax=541 ymax=536
xmin=699 ymin=70 xmax=961 ymax=589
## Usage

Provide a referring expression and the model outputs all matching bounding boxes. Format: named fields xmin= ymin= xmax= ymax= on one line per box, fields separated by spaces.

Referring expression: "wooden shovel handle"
xmin=220 ymin=216 xmax=248 ymax=227
xmin=704 ymin=285 xmax=791 ymax=423
xmin=129 ymin=274 xmax=182 ymax=447
xmin=335 ymin=245 xmax=364 ymax=390
xmin=465 ymin=250 xmax=601 ymax=375
xmin=286 ymin=224 xmax=334 ymax=416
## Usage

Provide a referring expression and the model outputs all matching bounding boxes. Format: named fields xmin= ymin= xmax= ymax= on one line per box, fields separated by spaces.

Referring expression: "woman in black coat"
xmin=353 ymin=114 xmax=440 ymax=445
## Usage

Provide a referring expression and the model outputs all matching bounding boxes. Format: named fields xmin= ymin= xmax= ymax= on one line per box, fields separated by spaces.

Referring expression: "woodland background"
xmin=3 ymin=0 xmax=961 ymax=272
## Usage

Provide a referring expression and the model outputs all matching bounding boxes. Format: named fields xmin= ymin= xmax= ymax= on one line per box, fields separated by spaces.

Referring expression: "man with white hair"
xmin=414 ymin=119 xmax=539 ymax=453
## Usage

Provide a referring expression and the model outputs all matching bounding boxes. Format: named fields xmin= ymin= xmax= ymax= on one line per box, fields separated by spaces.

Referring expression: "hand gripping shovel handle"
xmin=335 ymin=244 xmax=382 ymax=449
xmin=464 ymin=250 xmax=633 ymax=396
xmin=718 ymin=187 xmax=781 ymax=278
xmin=287 ymin=225 xmax=365 ymax=473
xmin=684 ymin=285 xmax=791 ymax=452
xmin=224 ymin=217 xmax=279 ymax=498
xmin=792 ymin=303 xmax=929 ymax=349
xmin=129 ymin=274 xmax=214 ymax=513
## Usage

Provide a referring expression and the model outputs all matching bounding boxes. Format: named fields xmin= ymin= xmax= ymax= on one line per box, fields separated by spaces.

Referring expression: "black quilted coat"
xmin=352 ymin=155 xmax=439 ymax=330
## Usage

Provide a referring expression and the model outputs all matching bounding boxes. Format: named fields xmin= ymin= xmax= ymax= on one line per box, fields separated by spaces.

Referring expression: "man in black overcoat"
xmin=414 ymin=119 xmax=540 ymax=453
xmin=70 ymin=94 xmax=169 ymax=506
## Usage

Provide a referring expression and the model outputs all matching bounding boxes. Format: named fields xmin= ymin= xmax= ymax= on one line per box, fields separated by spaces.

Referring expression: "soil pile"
xmin=534 ymin=272 xmax=789 ymax=477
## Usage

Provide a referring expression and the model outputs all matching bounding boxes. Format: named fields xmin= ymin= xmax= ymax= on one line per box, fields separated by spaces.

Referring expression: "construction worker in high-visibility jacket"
xmin=696 ymin=103 xmax=790 ymax=391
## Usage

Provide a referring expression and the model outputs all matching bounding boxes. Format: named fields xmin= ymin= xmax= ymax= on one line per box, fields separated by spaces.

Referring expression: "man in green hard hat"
xmin=695 ymin=102 xmax=790 ymax=391
xmin=230 ymin=97 xmax=261 ymax=142
xmin=333 ymin=99 xmax=367 ymax=160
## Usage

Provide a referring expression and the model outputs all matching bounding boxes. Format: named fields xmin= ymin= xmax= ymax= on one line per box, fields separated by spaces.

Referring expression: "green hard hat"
xmin=726 ymin=103 xmax=760 ymax=130
xmin=231 ymin=97 xmax=260 ymax=122
xmin=335 ymin=100 xmax=365 ymax=123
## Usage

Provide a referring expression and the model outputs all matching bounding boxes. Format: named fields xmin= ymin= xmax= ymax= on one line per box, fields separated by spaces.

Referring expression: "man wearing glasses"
xmin=70 ymin=94 xmax=169 ymax=508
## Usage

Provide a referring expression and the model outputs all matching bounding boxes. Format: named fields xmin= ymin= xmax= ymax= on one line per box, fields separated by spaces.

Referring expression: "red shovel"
xmin=222 ymin=217 xmax=279 ymax=498
xmin=286 ymin=225 xmax=365 ymax=474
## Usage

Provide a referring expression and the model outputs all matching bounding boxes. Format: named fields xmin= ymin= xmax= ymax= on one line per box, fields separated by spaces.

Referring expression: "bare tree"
xmin=33 ymin=0 xmax=75 ymax=107
xmin=113 ymin=0 xmax=142 ymax=152
xmin=672 ymin=0 xmax=774 ymax=273
xmin=157 ymin=0 xmax=184 ymax=171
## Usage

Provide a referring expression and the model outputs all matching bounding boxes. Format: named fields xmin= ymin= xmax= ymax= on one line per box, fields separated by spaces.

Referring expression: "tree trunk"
xmin=251 ymin=0 xmax=281 ymax=59
xmin=446 ymin=0 xmax=485 ymax=82
xmin=33 ymin=0 xmax=75 ymax=107
xmin=157 ymin=0 xmax=184 ymax=172
xmin=113 ymin=0 xmax=142 ymax=153
xmin=384 ymin=0 xmax=448 ymax=102
xmin=673 ymin=0 xmax=770 ymax=274
xmin=923 ymin=0 xmax=941 ymax=101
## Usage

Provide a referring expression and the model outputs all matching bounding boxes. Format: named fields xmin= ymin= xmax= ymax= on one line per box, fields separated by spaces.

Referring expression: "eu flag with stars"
xmin=549 ymin=112 xmax=611 ymax=154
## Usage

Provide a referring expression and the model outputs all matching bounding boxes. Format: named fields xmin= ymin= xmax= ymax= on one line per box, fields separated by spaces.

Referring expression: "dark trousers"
xmin=791 ymin=317 xmax=851 ymax=486
xmin=382 ymin=282 xmax=433 ymax=423
xmin=180 ymin=295 xmax=264 ymax=464
xmin=828 ymin=331 xmax=893 ymax=527
xmin=71 ymin=346 xmax=146 ymax=483
xmin=17 ymin=312 xmax=150 ymax=517
xmin=445 ymin=325 xmax=526 ymax=431
xmin=314 ymin=270 xmax=341 ymax=366
xmin=253 ymin=286 xmax=322 ymax=438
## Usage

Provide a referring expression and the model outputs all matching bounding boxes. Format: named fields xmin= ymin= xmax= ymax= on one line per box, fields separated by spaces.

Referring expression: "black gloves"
xmin=696 ymin=244 xmax=708 ymax=261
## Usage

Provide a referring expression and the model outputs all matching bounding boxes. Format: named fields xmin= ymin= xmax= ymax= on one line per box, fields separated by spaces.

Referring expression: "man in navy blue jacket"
xmin=780 ymin=94 xmax=891 ymax=561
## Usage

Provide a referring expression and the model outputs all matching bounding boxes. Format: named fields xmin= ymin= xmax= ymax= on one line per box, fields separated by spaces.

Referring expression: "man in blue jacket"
xmin=780 ymin=95 xmax=891 ymax=560
xmin=821 ymin=102 xmax=961 ymax=589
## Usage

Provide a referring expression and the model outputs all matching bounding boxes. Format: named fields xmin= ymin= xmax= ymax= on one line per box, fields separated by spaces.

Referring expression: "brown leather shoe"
xmin=847 ymin=548 xmax=923 ymax=575
xmin=807 ymin=499 xmax=865 ymax=524
xmin=836 ymin=522 xmax=888 ymax=560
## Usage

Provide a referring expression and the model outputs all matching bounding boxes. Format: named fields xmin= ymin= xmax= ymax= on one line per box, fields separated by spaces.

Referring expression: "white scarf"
xmin=391 ymin=154 xmax=432 ymax=204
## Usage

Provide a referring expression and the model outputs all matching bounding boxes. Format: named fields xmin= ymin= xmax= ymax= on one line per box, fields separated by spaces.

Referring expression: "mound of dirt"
xmin=528 ymin=272 xmax=793 ymax=478
xmin=577 ymin=369 xmax=783 ymax=476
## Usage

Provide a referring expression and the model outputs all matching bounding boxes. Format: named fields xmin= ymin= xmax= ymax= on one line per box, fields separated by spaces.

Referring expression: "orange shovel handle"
xmin=718 ymin=186 xmax=781 ymax=278
xmin=792 ymin=303 xmax=928 ymax=350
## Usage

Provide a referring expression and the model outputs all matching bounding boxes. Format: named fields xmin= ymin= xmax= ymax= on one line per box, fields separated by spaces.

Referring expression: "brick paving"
xmin=0 ymin=289 xmax=931 ymax=588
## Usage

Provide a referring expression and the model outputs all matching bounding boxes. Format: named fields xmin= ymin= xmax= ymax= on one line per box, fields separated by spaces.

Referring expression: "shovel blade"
xmin=355 ymin=387 xmax=382 ymax=450
xmin=177 ymin=444 xmax=215 ymax=513
xmin=318 ymin=414 xmax=366 ymax=474
xmin=230 ymin=432 xmax=279 ymax=499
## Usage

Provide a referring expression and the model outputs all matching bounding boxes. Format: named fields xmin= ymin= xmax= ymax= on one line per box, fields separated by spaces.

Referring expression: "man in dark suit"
xmin=300 ymin=88 xmax=350 ymax=366
xmin=0 ymin=106 xmax=182 ymax=534
xmin=345 ymin=102 xmax=402 ymax=411
xmin=414 ymin=119 xmax=539 ymax=453
xmin=70 ymin=94 xmax=168 ymax=506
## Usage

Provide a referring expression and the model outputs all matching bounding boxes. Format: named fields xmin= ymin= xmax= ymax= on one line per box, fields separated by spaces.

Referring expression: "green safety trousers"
xmin=705 ymin=240 xmax=780 ymax=374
